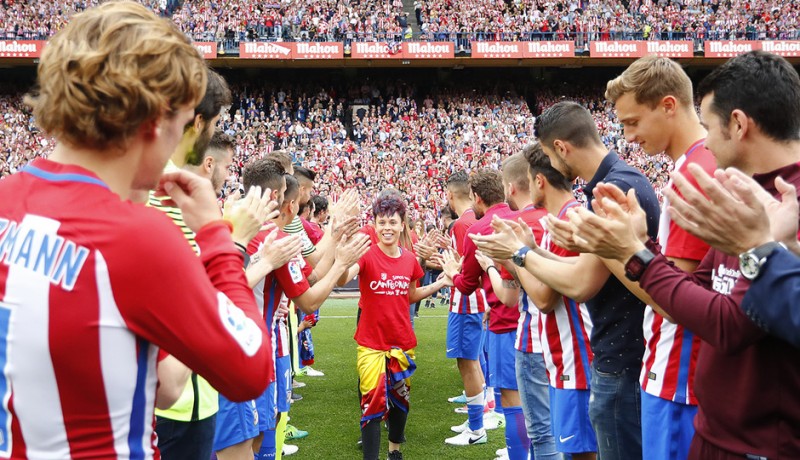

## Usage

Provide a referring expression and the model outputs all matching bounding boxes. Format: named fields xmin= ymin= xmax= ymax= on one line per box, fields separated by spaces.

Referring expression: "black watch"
xmin=739 ymin=241 xmax=783 ymax=281
xmin=512 ymin=246 xmax=531 ymax=267
xmin=624 ymin=248 xmax=656 ymax=281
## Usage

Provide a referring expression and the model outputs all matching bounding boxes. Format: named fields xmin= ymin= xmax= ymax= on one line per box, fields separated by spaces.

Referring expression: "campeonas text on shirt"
xmin=369 ymin=273 xmax=411 ymax=296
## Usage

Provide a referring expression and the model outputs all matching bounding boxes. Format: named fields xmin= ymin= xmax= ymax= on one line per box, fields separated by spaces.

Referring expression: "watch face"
xmin=739 ymin=253 xmax=760 ymax=280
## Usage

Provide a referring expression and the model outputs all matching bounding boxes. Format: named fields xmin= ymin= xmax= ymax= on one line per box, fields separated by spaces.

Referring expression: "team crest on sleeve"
xmin=217 ymin=292 xmax=263 ymax=356
xmin=288 ymin=261 xmax=303 ymax=283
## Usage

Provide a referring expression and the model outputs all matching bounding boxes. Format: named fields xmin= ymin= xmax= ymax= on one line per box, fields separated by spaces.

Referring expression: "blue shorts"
xmin=486 ymin=330 xmax=517 ymax=390
xmin=256 ymin=385 xmax=271 ymax=432
xmin=549 ymin=387 xmax=596 ymax=454
xmin=641 ymin=390 xmax=697 ymax=460
xmin=263 ymin=355 xmax=292 ymax=430
xmin=481 ymin=326 xmax=489 ymax=381
xmin=446 ymin=312 xmax=483 ymax=360
xmin=213 ymin=395 xmax=259 ymax=452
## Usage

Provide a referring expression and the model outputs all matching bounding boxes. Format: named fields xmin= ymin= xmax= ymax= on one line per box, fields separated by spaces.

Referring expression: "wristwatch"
xmin=739 ymin=241 xmax=784 ymax=280
xmin=624 ymin=248 xmax=656 ymax=281
xmin=512 ymin=246 xmax=531 ymax=267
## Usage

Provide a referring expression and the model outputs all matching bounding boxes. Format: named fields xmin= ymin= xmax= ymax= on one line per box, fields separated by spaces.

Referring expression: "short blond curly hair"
xmin=26 ymin=1 xmax=208 ymax=151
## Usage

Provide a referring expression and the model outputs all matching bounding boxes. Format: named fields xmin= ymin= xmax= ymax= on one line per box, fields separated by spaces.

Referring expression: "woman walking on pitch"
xmin=339 ymin=194 xmax=452 ymax=460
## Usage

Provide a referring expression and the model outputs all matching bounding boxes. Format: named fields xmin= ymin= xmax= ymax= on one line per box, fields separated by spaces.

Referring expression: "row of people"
xmin=2 ymin=0 xmax=798 ymax=42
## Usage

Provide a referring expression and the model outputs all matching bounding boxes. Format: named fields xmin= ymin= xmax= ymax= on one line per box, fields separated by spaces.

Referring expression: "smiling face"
xmin=614 ymin=92 xmax=670 ymax=156
xmin=374 ymin=212 xmax=404 ymax=248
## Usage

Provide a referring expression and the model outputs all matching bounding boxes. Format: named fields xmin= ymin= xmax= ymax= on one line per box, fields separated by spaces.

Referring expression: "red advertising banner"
xmin=524 ymin=41 xmax=574 ymax=58
xmin=704 ymin=40 xmax=760 ymax=58
xmin=294 ymin=42 xmax=343 ymax=59
xmin=589 ymin=41 xmax=645 ymax=58
xmin=402 ymin=42 xmax=454 ymax=59
xmin=194 ymin=42 xmax=217 ymax=59
xmin=239 ymin=41 xmax=293 ymax=59
xmin=759 ymin=40 xmax=800 ymax=57
xmin=0 ymin=40 xmax=44 ymax=58
xmin=350 ymin=42 xmax=404 ymax=59
xmin=643 ymin=40 xmax=694 ymax=58
xmin=470 ymin=41 xmax=524 ymax=59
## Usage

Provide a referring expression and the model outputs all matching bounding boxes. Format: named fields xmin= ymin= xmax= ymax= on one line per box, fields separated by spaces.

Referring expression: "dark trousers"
xmin=155 ymin=414 xmax=216 ymax=459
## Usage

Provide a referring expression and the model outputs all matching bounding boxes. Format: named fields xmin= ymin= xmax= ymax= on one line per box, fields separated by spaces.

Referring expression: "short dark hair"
xmin=294 ymin=166 xmax=317 ymax=182
xmin=534 ymin=101 xmax=603 ymax=149
xmin=206 ymin=130 xmax=234 ymax=159
xmin=524 ymin=143 xmax=572 ymax=192
xmin=469 ymin=169 xmax=505 ymax=207
xmin=266 ymin=150 xmax=293 ymax=172
xmin=311 ymin=195 xmax=328 ymax=217
xmin=446 ymin=170 xmax=470 ymax=198
xmin=373 ymin=194 xmax=407 ymax=221
xmin=697 ymin=51 xmax=800 ymax=142
xmin=195 ymin=69 xmax=231 ymax=122
xmin=283 ymin=174 xmax=299 ymax=204
xmin=243 ymin=158 xmax=285 ymax=192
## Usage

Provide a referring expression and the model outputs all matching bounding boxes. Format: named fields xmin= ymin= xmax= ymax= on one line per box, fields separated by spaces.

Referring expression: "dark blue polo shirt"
xmin=584 ymin=151 xmax=660 ymax=374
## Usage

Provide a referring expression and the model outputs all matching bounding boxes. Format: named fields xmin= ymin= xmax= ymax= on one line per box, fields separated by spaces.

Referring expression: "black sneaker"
xmin=387 ymin=450 xmax=403 ymax=460
xmin=291 ymin=392 xmax=303 ymax=402
xmin=357 ymin=435 xmax=362 ymax=449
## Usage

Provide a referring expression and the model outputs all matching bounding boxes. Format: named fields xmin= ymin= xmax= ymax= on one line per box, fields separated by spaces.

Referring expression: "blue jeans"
xmin=588 ymin=366 xmax=642 ymax=460
xmin=155 ymin=414 xmax=216 ymax=459
xmin=515 ymin=350 xmax=562 ymax=460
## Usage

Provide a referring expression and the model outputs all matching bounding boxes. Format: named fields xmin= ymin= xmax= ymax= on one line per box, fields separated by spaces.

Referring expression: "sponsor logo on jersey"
xmin=218 ymin=292 xmax=263 ymax=356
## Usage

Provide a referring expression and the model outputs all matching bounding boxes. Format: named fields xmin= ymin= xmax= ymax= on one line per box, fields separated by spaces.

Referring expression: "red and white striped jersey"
xmin=249 ymin=230 xmax=312 ymax=359
xmin=0 ymin=159 xmax=271 ymax=459
xmin=539 ymin=200 xmax=594 ymax=390
xmin=640 ymin=142 xmax=714 ymax=405
xmin=449 ymin=209 xmax=487 ymax=314
xmin=514 ymin=205 xmax=546 ymax=354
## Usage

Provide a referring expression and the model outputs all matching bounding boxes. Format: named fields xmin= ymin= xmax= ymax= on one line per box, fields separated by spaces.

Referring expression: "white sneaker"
xmin=303 ymin=366 xmax=325 ymax=377
xmin=444 ymin=428 xmax=487 ymax=446
xmin=450 ymin=420 xmax=470 ymax=433
xmin=451 ymin=411 xmax=505 ymax=433
xmin=494 ymin=447 xmax=509 ymax=460
xmin=454 ymin=405 xmax=468 ymax=414
xmin=283 ymin=444 xmax=299 ymax=456
xmin=483 ymin=411 xmax=505 ymax=430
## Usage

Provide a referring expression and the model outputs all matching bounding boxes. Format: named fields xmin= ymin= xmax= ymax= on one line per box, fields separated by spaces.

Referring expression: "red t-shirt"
xmin=355 ymin=245 xmax=424 ymax=350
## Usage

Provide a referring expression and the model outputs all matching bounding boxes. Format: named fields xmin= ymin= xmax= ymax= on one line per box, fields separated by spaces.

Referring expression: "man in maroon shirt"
xmin=565 ymin=51 xmax=800 ymax=459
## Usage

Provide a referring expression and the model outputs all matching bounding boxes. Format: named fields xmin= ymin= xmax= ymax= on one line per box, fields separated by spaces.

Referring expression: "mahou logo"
xmin=525 ymin=41 xmax=573 ymax=57
xmin=404 ymin=42 xmax=454 ymax=58
xmin=646 ymin=41 xmax=691 ymax=57
xmin=352 ymin=42 xmax=400 ymax=58
xmin=591 ymin=41 xmax=643 ymax=57
xmin=0 ymin=40 xmax=43 ymax=58
xmin=295 ymin=42 xmax=342 ymax=58
xmin=476 ymin=42 xmax=519 ymax=54
xmin=760 ymin=41 xmax=800 ymax=57
xmin=241 ymin=42 xmax=292 ymax=59
xmin=472 ymin=41 xmax=522 ymax=58
xmin=709 ymin=41 xmax=753 ymax=53
xmin=705 ymin=40 xmax=756 ymax=57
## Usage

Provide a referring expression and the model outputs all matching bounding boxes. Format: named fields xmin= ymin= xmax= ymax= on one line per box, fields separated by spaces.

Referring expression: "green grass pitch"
xmin=286 ymin=297 xmax=507 ymax=459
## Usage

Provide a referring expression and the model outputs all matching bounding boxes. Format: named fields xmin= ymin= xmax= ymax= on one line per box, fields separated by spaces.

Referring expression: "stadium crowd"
xmin=0 ymin=79 xmax=671 ymax=226
xmin=2 ymin=0 xmax=798 ymax=44
xmin=2 ymin=3 xmax=800 ymax=460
